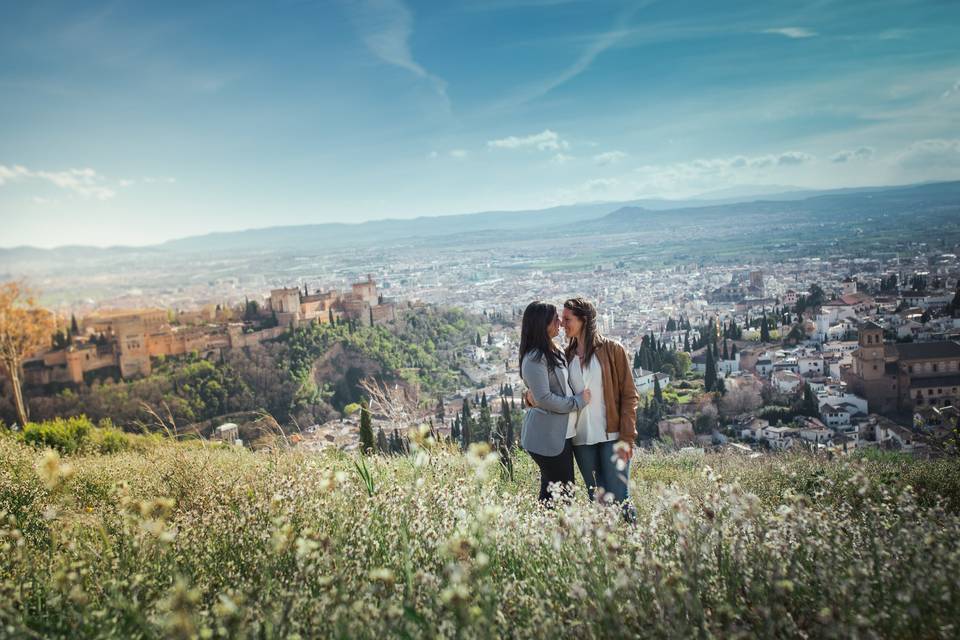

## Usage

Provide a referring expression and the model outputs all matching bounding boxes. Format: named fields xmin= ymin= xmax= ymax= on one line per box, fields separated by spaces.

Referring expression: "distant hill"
xmin=1 ymin=180 xmax=958 ymax=264
xmin=599 ymin=180 xmax=960 ymax=227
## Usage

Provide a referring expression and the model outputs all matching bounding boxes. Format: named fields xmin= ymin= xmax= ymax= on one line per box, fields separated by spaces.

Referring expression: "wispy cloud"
xmin=345 ymin=0 xmax=448 ymax=102
xmin=831 ymin=146 xmax=875 ymax=163
xmin=896 ymin=138 xmax=960 ymax=169
xmin=428 ymin=149 xmax=469 ymax=160
xmin=762 ymin=27 xmax=817 ymax=39
xmin=0 ymin=164 xmax=116 ymax=200
xmin=628 ymin=150 xmax=817 ymax=197
xmin=487 ymin=129 xmax=569 ymax=151
xmin=550 ymin=153 xmax=574 ymax=164
xmin=499 ymin=1 xmax=651 ymax=107
xmin=593 ymin=150 xmax=627 ymax=165
xmin=942 ymin=79 xmax=960 ymax=99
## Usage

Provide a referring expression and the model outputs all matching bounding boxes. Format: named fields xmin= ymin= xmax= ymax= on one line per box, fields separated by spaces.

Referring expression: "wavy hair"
xmin=519 ymin=301 xmax=563 ymax=371
xmin=563 ymin=297 xmax=602 ymax=367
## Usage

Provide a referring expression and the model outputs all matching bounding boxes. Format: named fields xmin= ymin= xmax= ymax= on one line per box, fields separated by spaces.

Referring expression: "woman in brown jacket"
xmin=560 ymin=297 xmax=639 ymax=520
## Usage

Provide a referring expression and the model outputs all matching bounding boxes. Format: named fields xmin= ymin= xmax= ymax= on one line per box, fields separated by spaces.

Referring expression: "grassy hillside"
xmin=1 ymin=434 xmax=959 ymax=639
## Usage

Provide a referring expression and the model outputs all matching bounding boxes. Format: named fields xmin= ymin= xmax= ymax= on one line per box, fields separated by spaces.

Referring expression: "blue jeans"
xmin=573 ymin=440 xmax=636 ymax=521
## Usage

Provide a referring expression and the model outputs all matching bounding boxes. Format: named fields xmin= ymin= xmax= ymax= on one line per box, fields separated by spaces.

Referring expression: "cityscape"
xmin=3 ymin=1 xmax=960 ymax=637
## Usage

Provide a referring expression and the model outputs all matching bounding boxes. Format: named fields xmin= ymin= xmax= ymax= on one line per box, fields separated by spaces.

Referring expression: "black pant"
xmin=528 ymin=438 xmax=575 ymax=503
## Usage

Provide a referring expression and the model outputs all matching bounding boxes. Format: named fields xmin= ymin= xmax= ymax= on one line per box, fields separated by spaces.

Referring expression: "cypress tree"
xmin=704 ymin=347 xmax=717 ymax=392
xmin=800 ymin=383 xmax=819 ymax=417
xmin=683 ymin=330 xmax=690 ymax=352
xmin=722 ymin=338 xmax=729 ymax=361
xmin=477 ymin=393 xmax=492 ymax=443
xmin=760 ymin=312 xmax=771 ymax=342
xmin=461 ymin=398 xmax=472 ymax=449
xmin=70 ymin=313 xmax=79 ymax=336
xmin=451 ymin=414 xmax=461 ymax=443
xmin=653 ymin=374 xmax=663 ymax=404
xmin=436 ymin=393 xmax=445 ymax=422
xmin=376 ymin=427 xmax=388 ymax=453
xmin=501 ymin=398 xmax=514 ymax=448
xmin=359 ymin=401 xmax=374 ymax=454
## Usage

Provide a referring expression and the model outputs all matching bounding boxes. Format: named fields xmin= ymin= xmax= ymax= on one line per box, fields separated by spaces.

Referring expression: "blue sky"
xmin=1 ymin=0 xmax=959 ymax=247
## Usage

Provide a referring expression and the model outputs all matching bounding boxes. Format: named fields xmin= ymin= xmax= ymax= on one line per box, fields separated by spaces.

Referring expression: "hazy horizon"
xmin=2 ymin=0 xmax=959 ymax=248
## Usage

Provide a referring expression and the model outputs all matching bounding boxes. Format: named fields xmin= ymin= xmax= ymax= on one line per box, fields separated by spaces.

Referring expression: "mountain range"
xmin=2 ymin=181 xmax=958 ymax=265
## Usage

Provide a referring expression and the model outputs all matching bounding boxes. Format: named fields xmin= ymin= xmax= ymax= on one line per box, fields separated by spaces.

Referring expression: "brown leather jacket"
xmin=581 ymin=338 xmax=640 ymax=443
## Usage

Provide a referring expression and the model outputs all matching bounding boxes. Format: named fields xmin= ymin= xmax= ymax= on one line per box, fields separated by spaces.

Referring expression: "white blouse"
xmin=567 ymin=354 xmax=617 ymax=446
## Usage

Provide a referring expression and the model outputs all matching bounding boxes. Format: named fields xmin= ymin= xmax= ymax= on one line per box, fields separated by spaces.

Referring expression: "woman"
xmin=561 ymin=297 xmax=639 ymax=520
xmin=518 ymin=301 xmax=591 ymax=503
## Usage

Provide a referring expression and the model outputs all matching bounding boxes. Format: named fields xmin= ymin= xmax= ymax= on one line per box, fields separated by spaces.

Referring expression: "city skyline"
xmin=2 ymin=0 xmax=959 ymax=248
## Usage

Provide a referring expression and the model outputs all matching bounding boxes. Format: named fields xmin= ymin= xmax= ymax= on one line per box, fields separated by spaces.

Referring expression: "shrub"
xmin=21 ymin=415 xmax=93 ymax=454
xmin=19 ymin=415 xmax=148 ymax=455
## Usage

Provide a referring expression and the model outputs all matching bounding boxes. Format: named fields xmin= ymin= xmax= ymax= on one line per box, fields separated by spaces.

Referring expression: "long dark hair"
xmin=564 ymin=297 xmax=602 ymax=366
xmin=519 ymin=301 xmax=563 ymax=371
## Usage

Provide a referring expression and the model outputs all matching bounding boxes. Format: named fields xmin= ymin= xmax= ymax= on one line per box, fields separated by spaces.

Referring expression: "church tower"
xmin=854 ymin=321 xmax=885 ymax=381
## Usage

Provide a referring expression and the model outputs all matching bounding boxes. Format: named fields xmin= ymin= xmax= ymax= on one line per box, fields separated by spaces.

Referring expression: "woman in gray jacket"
xmin=519 ymin=301 xmax=591 ymax=503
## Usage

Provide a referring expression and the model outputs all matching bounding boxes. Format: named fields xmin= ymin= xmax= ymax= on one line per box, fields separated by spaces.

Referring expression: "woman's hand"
xmin=526 ymin=388 xmax=589 ymax=407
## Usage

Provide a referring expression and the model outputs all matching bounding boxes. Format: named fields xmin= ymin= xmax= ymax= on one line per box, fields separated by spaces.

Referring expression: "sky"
xmin=1 ymin=0 xmax=959 ymax=248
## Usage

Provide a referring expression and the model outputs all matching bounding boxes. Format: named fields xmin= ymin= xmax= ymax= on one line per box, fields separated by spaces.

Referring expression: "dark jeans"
xmin=573 ymin=440 xmax=636 ymax=522
xmin=528 ymin=438 xmax=575 ymax=503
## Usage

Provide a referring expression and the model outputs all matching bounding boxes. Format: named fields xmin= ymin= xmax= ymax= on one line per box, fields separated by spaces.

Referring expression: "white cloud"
xmin=346 ymin=0 xmax=448 ymax=101
xmin=550 ymin=153 xmax=574 ymax=164
xmin=487 ymin=129 xmax=569 ymax=151
xmin=593 ymin=150 xmax=627 ymax=166
xmin=0 ymin=164 xmax=116 ymax=200
xmin=895 ymin=139 xmax=960 ymax=169
xmin=762 ymin=27 xmax=817 ymax=39
xmin=628 ymin=150 xmax=818 ymax=197
xmin=775 ymin=151 xmax=814 ymax=166
xmin=942 ymin=79 xmax=960 ymax=99
xmin=428 ymin=149 xmax=468 ymax=160
xmin=831 ymin=146 xmax=875 ymax=163
xmin=583 ymin=177 xmax=618 ymax=191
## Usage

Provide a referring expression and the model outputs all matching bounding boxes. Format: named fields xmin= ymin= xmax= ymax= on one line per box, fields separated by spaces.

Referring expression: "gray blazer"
xmin=520 ymin=349 xmax=585 ymax=457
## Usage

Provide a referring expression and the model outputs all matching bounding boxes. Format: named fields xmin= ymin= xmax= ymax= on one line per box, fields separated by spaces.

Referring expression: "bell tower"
xmin=855 ymin=321 xmax=885 ymax=381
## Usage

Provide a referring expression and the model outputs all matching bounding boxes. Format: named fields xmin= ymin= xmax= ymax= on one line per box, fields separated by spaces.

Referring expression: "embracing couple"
xmin=518 ymin=297 xmax=639 ymax=520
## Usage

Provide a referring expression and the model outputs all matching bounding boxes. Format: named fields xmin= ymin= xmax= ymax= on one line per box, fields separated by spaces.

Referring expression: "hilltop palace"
xmin=23 ymin=277 xmax=395 ymax=385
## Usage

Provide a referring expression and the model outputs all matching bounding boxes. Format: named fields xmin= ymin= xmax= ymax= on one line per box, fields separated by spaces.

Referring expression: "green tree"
xmin=653 ymin=375 xmax=664 ymax=404
xmin=476 ymin=393 xmax=493 ymax=443
xmin=435 ymin=393 xmax=445 ymax=423
xmin=461 ymin=397 xmax=472 ymax=449
xmin=704 ymin=348 xmax=717 ymax=392
xmin=359 ymin=400 xmax=374 ymax=454
xmin=799 ymin=383 xmax=819 ymax=417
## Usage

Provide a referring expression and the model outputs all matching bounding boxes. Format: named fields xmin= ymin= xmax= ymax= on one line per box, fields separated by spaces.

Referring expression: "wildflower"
xmin=369 ymin=568 xmax=396 ymax=585
xmin=35 ymin=449 xmax=74 ymax=491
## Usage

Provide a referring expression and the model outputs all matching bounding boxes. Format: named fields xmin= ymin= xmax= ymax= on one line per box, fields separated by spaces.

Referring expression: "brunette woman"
xmin=518 ymin=301 xmax=591 ymax=503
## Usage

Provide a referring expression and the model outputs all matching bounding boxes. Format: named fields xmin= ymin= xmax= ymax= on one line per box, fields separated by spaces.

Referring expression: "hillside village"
xmin=7 ymin=247 xmax=960 ymax=458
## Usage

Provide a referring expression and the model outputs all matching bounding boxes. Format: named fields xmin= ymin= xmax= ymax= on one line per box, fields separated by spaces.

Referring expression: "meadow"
xmin=2 ymin=430 xmax=959 ymax=639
